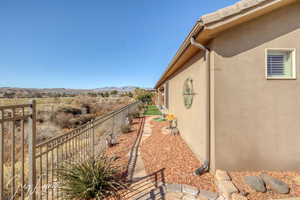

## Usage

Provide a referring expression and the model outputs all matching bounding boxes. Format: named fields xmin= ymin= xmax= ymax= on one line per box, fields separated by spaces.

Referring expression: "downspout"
xmin=190 ymin=36 xmax=211 ymax=171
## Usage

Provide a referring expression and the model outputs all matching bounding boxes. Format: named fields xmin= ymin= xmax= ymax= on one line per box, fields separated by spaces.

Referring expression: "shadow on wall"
xmin=214 ymin=2 xmax=300 ymax=57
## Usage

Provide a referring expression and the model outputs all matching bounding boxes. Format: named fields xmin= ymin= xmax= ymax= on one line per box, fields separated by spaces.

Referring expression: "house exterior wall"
xmin=212 ymin=2 xmax=300 ymax=170
xmin=156 ymin=91 xmax=164 ymax=108
xmin=167 ymin=51 xmax=209 ymax=162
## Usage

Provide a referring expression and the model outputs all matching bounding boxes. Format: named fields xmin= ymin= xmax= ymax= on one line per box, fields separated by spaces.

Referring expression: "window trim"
xmin=265 ymin=48 xmax=297 ymax=80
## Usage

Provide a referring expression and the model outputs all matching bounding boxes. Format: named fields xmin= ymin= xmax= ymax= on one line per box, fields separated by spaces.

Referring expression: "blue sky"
xmin=0 ymin=0 xmax=238 ymax=89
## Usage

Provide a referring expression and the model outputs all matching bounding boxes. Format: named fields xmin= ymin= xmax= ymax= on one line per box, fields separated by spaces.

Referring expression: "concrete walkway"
xmin=132 ymin=116 xmax=154 ymax=180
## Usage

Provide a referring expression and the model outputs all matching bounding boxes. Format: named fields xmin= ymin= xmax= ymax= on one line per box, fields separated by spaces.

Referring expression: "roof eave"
xmin=154 ymin=21 xmax=204 ymax=89
xmin=154 ymin=0 xmax=298 ymax=89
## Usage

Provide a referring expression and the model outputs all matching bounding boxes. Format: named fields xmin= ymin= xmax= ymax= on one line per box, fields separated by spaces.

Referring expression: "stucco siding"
xmin=167 ymin=51 xmax=209 ymax=162
xmin=212 ymin=2 xmax=300 ymax=170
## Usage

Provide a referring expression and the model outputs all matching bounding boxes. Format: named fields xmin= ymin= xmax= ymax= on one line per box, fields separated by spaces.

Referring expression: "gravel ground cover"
xmin=105 ymin=118 xmax=141 ymax=176
xmin=230 ymin=171 xmax=300 ymax=200
xmin=140 ymin=117 xmax=216 ymax=192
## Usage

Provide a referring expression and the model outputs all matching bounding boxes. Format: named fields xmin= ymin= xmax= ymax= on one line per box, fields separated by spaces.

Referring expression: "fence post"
xmin=0 ymin=110 xmax=4 ymax=200
xmin=28 ymin=100 xmax=37 ymax=200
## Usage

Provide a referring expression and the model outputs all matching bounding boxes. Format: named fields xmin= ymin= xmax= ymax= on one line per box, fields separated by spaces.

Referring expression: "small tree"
xmin=110 ymin=90 xmax=118 ymax=95
xmin=134 ymin=88 xmax=154 ymax=104
xmin=104 ymin=92 xmax=110 ymax=97
xmin=87 ymin=92 xmax=97 ymax=97
xmin=128 ymin=92 xmax=133 ymax=98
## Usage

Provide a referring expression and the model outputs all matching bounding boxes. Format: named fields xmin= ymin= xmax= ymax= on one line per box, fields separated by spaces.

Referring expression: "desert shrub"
xmin=56 ymin=106 xmax=82 ymax=115
xmin=51 ymin=105 xmax=86 ymax=128
xmin=36 ymin=122 xmax=60 ymax=143
xmin=121 ymin=124 xmax=131 ymax=133
xmin=69 ymin=114 xmax=96 ymax=128
xmin=134 ymin=89 xmax=154 ymax=104
xmin=52 ymin=112 xmax=74 ymax=128
xmin=56 ymin=156 xmax=127 ymax=200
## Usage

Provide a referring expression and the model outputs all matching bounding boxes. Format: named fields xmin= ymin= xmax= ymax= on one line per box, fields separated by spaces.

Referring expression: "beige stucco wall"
xmin=212 ymin=2 xmax=300 ymax=170
xmin=167 ymin=51 xmax=209 ymax=162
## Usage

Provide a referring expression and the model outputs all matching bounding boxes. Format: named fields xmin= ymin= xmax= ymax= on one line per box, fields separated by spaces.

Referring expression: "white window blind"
xmin=267 ymin=54 xmax=285 ymax=76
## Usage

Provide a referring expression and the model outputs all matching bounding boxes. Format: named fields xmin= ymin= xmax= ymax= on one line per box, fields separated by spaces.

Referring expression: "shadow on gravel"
xmin=122 ymin=168 xmax=166 ymax=200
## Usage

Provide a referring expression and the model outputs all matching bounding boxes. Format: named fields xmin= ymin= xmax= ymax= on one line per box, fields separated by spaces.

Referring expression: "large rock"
xmin=244 ymin=176 xmax=266 ymax=193
xmin=261 ymin=174 xmax=290 ymax=194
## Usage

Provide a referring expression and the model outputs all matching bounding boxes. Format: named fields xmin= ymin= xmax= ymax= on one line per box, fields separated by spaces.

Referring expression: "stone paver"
xmin=182 ymin=184 xmax=199 ymax=196
xmin=182 ymin=194 xmax=198 ymax=200
xmin=198 ymin=189 xmax=219 ymax=200
xmin=231 ymin=193 xmax=248 ymax=200
xmin=216 ymin=170 xmax=231 ymax=182
xmin=217 ymin=180 xmax=238 ymax=199
xmin=165 ymin=192 xmax=184 ymax=200
xmin=166 ymin=183 xmax=182 ymax=193
xmin=293 ymin=176 xmax=300 ymax=185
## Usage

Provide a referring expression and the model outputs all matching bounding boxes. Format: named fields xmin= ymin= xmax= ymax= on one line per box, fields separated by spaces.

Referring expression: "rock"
xmin=198 ymin=189 xmax=219 ymax=200
xmin=165 ymin=192 xmax=184 ymax=200
xmin=215 ymin=170 xmax=231 ymax=182
xmin=270 ymin=198 xmax=300 ymax=200
xmin=182 ymin=194 xmax=197 ymax=200
xmin=261 ymin=174 xmax=290 ymax=194
xmin=293 ymin=176 xmax=300 ymax=185
xmin=244 ymin=176 xmax=266 ymax=193
xmin=240 ymin=190 xmax=249 ymax=197
xmin=217 ymin=180 xmax=238 ymax=199
xmin=231 ymin=193 xmax=248 ymax=200
xmin=166 ymin=183 xmax=182 ymax=193
xmin=182 ymin=184 xmax=199 ymax=196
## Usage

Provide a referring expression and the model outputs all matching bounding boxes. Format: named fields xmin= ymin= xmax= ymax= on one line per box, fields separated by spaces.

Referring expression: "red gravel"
xmin=105 ymin=118 xmax=141 ymax=175
xmin=140 ymin=117 xmax=216 ymax=192
xmin=106 ymin=117 xmax=300 ymax=200
xmin=230 ymin=171 xmax=300 ymax=200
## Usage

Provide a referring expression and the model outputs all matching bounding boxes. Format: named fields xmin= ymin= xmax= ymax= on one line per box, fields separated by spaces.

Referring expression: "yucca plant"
xmin=56 ymin=156 xmax=128 ymax=200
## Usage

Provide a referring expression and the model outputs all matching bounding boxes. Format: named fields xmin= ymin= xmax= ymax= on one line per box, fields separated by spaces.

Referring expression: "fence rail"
xmin=0 ymin=100 xmax=141 ymax=200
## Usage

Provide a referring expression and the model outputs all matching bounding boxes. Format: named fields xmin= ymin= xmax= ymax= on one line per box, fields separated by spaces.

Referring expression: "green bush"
xmin=134 ymin=88 xmax=154 ymax=104
xmin=56 ymin=156 xmax=127 ymax=200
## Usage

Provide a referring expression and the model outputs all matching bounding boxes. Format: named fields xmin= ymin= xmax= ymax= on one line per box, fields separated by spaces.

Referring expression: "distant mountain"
xmin=93 ymin=86 xmax=138 ymax=92
xmin=0 ymin=86 xmax=145 ymax=98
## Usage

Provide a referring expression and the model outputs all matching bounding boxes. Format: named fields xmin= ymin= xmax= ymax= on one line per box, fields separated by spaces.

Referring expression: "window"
xmin=266 ymin=49 xmax=296 ymax=79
